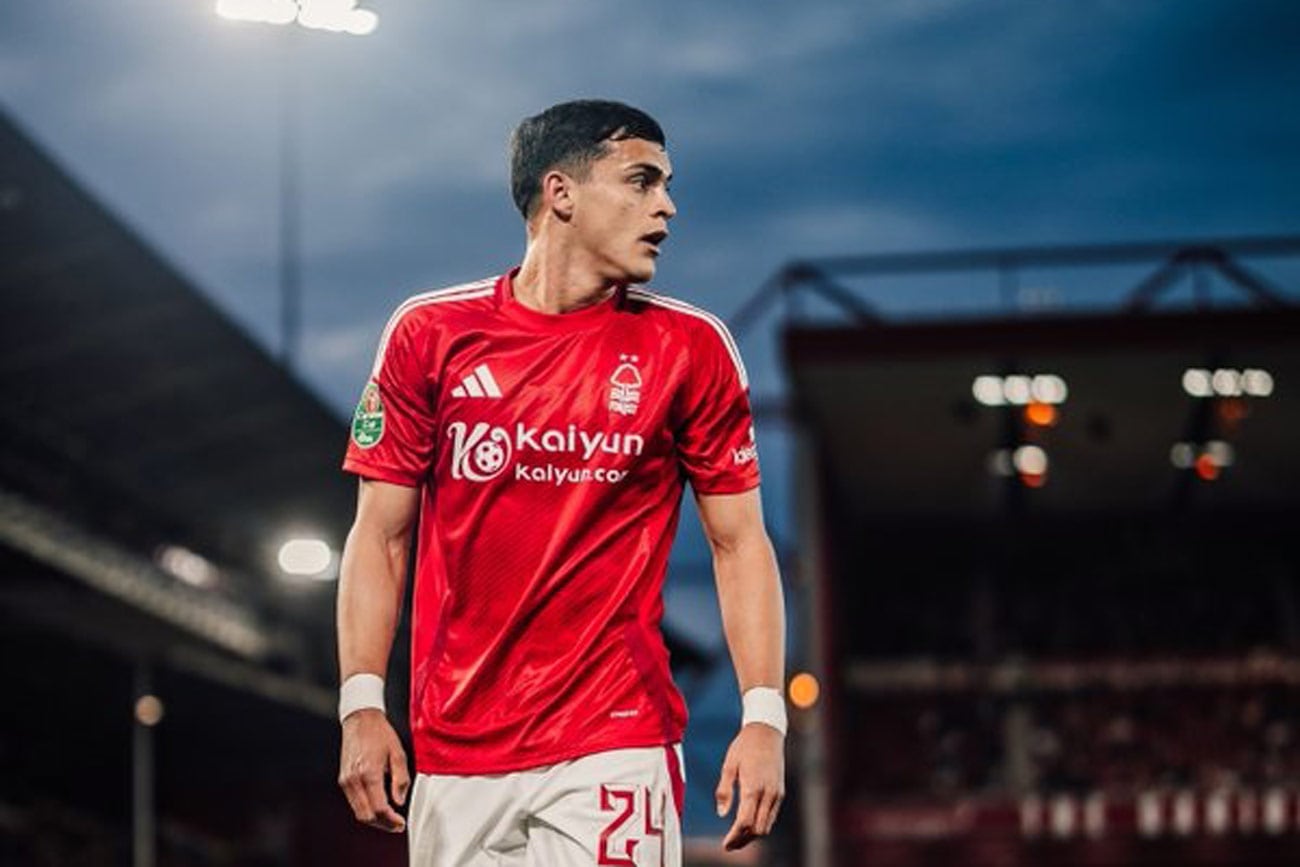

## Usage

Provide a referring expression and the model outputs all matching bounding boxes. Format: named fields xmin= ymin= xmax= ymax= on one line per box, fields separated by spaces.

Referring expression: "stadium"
xmin=2 ymin=3 xmax=1298 ymax=866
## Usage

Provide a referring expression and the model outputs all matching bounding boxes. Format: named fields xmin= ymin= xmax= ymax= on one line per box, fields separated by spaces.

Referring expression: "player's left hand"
xmin=715 ymin=722 xmax=785 ymax=851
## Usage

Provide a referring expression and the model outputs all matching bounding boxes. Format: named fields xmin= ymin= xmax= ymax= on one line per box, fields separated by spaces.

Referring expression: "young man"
xmin=336 ymin=100 xmax=786 ymax=866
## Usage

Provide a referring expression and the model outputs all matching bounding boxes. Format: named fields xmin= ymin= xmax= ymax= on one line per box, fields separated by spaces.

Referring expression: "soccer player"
xmin=336 ymin=99 xmax=786 ymax=866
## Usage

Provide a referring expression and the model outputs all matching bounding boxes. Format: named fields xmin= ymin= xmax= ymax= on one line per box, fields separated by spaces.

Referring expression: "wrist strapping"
xmin=741 ymin=686 xmax=787 ymax=736
xmin=339 ymin=673 xmax=386 ymax=722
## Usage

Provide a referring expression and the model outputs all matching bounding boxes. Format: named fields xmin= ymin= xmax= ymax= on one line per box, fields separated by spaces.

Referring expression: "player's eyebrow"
xmin=626 ymin=163 xmax=673 ymax=183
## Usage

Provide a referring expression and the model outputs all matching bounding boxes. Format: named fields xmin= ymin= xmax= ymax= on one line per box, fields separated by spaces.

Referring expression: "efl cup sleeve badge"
xmin=608 ymin=354 xmax=643 ymax=416
xmin=351 ymin=381 xmax=385 ymax=448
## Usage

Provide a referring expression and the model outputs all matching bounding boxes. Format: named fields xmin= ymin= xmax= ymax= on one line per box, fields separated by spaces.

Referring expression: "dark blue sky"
xmin=3 ymin=0 xmax=1298 ymax=834
xmin=3 ymin=1 xmax=1297 ymax=409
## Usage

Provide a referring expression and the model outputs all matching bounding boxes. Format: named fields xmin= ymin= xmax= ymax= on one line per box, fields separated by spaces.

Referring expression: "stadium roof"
xmin=0 ymin=111 xmax=354 ymax=574
xmin=0 ymin=108 xmax=359 ymax=690
xmin=785 ymin=305 xmax=1300 ymax=523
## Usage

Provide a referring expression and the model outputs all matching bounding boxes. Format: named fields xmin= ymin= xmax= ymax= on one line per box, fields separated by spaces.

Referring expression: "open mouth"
xmin=640 ymin=230 xmax=668 ymax=255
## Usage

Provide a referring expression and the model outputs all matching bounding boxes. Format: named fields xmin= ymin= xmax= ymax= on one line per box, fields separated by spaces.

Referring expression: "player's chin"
xmin=624 ymin=256 xmax=657 ymax=285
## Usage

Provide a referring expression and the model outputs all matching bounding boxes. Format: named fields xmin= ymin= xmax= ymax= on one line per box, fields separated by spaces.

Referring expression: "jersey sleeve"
xmin=674 ymin=319 xmax=761 ymax=495
xmin=342 ymin=308 xmax=438 ymax=487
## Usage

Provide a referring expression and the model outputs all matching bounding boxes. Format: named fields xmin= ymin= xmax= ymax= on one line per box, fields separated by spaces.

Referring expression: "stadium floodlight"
xmin=1031 ymin=374 xmax=1068 ymax=405
xmin=972 ymin=375 xmax=1005 ymax=407
xmin=277 ymin=537 xmax=335 ymax=578
xmin=215 ymin=0 xmax=378 ymax=34
xmin=1242 ymin=368 xmax=1274 ymax=397
xmin=155 ymin=544 xmax=218 ymax=588
xmin=1211 ymin=368 xmax=1243 ymax=397
xmin=298 ymin=0 xmax=378 ymax=34
xmin=1003 ymin=375 xmax=1033 ymax=406
xmin=1013 ymin=445 xmax=1048 ymax=476
xmin=1182 ymin=368 xmax=1213 ymax=398
xmin=975 ymin=373 xmax=1069 ymax=408
xmin=216 ymin=0 xmax=298 ymax=25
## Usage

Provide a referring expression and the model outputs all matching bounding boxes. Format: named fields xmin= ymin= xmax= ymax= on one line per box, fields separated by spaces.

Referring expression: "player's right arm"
xmin=336 ymin=478 xmax=419 ymax=833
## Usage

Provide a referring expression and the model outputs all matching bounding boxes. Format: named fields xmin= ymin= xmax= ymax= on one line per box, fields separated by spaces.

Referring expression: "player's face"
xmin=569 ymin=137 xmax=675 ymax=285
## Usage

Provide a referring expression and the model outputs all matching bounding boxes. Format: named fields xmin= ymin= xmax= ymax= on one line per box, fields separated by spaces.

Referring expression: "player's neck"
xmin=514 ymin=240 xmax=618 ymax=315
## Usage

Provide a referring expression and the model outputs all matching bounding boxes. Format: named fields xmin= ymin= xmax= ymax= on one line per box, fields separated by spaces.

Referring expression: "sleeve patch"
xmin=350 ymin=381 xmax=385 ymax=449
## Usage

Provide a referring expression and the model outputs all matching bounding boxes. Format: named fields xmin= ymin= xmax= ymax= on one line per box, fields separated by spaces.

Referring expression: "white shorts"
xmin=408 ymin=744 xmax=685 ymax=867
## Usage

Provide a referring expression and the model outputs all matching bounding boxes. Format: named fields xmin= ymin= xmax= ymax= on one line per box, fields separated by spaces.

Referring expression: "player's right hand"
xmin=339 ymin=709 xmax=410 ymax=833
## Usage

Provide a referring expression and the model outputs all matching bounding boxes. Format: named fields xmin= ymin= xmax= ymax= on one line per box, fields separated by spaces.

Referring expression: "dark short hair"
xmin=509 ymin=99 xmax=666 ymax=219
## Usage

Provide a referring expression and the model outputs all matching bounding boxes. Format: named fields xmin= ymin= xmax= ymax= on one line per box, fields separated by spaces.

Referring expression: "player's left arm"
xmin=697 ymin=486 xmax=786 ymax=851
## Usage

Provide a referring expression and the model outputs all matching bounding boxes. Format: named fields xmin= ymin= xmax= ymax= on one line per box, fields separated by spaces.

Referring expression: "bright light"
xmin=1186 ymin=367 xmax=1274 ymax=399
xmin=156 ymin=544 xmax=218 ymax=588
xmin=216 ymin=0 xmax=377 ymax=33
xmin=973 ymin=375 xmax=1005 ymax=407
xmin=216 ymin=0 xmax=298 ymax=24
xmin=1004 ymin=375 xmax=1032 ymax=405
xmin=1212 ymin=368 xmax=1242 ymax=397
xmin=1206 ymin=791 xmax=1231 ymax=836
xmin=345 ymin=8 xmax=378 ymax=34
xmin=1182 ymin=368 xmax=1213 ymax=398
xmin=135 ymin=695 xmax=165 ymax=727
xmin=1242 ymin=369 xmax=1274 ymax=397
xmin=1013 ymin=445 xmax=1048 ymax=476
xmin=1170 ymin=442 xmax=1195 ymax=469
xmin=1025 ymin=401 xmax=1057 ymax=427
xmin=975 ymin=373 xmax=1068 ymax=407
xmin=299 ymin=0 xmax=378 ymax=33
xmin=278 ymin=538 xmax=334 ymax=577
xmin=788 ymin=672 xmax=821 ymax=710
xmin=1195 ymin=453 xmax=1220 ymax=481
xmin=1031 ymin=374 xmax=1068 ymax=404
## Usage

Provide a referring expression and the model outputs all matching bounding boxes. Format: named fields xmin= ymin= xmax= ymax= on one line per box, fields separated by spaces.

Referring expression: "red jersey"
xmin=342 ymin=269 xmax=760 ymax=775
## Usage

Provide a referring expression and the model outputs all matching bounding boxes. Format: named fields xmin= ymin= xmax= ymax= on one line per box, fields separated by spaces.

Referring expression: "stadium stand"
xmin=778 ymin=246 xmax=1300 ymax=866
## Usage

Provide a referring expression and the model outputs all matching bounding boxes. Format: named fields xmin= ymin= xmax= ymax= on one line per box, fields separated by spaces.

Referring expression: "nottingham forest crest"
xmin=608 ymin=355 xmax=642 ymax=416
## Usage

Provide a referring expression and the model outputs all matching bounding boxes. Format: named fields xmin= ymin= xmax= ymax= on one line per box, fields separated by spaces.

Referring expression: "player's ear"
xmin=541 ymin=170 xmax=575 ymax=222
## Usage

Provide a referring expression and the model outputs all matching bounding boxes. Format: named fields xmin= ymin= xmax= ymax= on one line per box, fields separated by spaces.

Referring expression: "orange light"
xmin=788 ymin=672 xmax=820 ymax=710
xmin=1194 ymin=453 xmax=1220 ymax=481
xmin=1020 ymin=472 xmax=1048 ymax=489
xmin=1025 ymin=401 xmax=1057 ymax=427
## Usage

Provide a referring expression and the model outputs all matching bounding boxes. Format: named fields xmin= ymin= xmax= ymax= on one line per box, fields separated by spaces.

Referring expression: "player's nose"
xmin=656 ymin=187 xmax=677 ymax=221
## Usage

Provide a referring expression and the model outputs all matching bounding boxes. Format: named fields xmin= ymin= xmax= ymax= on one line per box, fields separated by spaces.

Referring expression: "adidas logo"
xmin=451 ymin=364 xmax=503 ymax=398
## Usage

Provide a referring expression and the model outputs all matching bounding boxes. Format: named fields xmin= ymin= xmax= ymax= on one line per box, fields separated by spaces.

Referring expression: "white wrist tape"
xmin=741 ymin=686 xmax=787 ymax=736
xmin=339 ymin=673 xmax=386 ymax=722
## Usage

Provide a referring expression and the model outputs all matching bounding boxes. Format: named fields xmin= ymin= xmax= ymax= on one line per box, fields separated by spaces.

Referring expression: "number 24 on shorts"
xmin=598 ymin=783 xmax=669 ymax=866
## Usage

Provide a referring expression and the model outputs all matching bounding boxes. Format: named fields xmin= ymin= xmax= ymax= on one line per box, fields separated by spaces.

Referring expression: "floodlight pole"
xmin=278 ymin=25 xmax=302 ymax=370
xmin=132 ymin=662 xmax=156 ymax=867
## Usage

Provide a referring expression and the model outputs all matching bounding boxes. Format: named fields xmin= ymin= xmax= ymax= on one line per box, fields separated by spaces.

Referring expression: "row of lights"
xmin=972 ymin=374 xmax=1069 ymax=407
xmin=1182 ymin=368 xmax=1274 ymax=399
xmin=215 ymin=0 xmax=378 ymax=35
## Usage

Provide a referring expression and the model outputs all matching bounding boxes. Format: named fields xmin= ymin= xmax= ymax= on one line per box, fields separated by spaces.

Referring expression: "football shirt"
xmin=343 ymin=269 xmax=759 ymax=774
